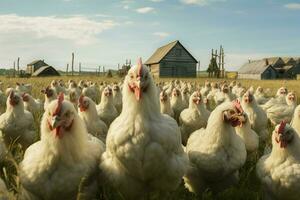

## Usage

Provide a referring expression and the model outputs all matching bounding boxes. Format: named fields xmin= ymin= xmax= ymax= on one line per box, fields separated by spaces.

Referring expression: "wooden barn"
xmin=238 ymin=59 xmax=277 ymax=80
xmin=26 ymin=60 xmax=48 ymax=74
xmin=145 ymin=40 xmax=198 ymax=78
xmin=32 ymin=66 xmax=60 ymax=77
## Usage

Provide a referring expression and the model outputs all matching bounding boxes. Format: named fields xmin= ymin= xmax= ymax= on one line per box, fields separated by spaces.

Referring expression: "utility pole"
xmin=66 ymin=63 xmax=69 ymax=75
xmin=103 ymin=66 xmax=105 ymax=76
xmin=13 ymin=61 xmax=16 ymax=77
xmin=79 ymin=62 xmax=81 ymax=76
xmin=17 ymin=57 xmax=20 ymax=76
xmin=71 ymin=52 xmax=74 ymax=76
xmin=98 ymin=66 xmax=101 ymax=76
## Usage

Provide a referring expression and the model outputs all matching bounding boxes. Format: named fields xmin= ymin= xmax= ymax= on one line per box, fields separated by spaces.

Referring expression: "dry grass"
xmin=0 ymin=75 xmax=299 ymax=199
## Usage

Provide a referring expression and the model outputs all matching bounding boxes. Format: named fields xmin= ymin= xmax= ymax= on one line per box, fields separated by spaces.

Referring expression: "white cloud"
xmin=284 ymin=3 xmax=300 ymax=10
xmin=153 ymin=32 xmax=170 ymax=38
xmin=180 ymin=0 xmax=226 ymax=6
xmin=0 ymin=14 xmax=118 ymax=45
xmin=136 ymin=7 xmax=155 ymax=14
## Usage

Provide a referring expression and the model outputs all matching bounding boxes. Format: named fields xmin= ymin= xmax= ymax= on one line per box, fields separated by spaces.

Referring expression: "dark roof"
xmin=32 ymin=66 xmax=60 ymax=76
xmin=238 ymin=60 xmax=275 ymax=74
xmin=27 ymin=60 xmax=47 ymax=66
xmin=145 ymin=40 xmax=198 ymax=65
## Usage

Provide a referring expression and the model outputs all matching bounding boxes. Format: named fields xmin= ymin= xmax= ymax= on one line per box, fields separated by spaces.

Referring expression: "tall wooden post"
xmin=71 ymin=52 xmax=74 ymax=76
xmin=79 ymin=62 xmax=81 ymax=76
xmin=103 ymin=66 xmax=105 ymax=76
xmin=66 ymin=63 xmax=69 ymax=75
xmin=17 ymin=57 xmax=20 ymax=76
xmin=98 ymin=66 xmax=101 ymax=76
xmin=13 ymin=61 xmax=16 ymax=77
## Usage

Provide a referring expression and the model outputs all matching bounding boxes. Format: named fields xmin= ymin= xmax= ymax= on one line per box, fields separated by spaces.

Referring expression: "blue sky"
xmin=0 ymin=0 xmax=299 ymax=71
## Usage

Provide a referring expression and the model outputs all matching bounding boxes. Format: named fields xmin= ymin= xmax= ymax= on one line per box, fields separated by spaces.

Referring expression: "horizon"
xmin=0 ymin=0 xmax=299 ymax=71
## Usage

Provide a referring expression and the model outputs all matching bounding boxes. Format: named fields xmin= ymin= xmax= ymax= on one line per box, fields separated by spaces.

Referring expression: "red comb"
xmin=137 ymin=57 xmax=143 ymax=77
xmin=278 ymin=121 xmax=287 ymax=134
xmin=53 ymin=93 xmax=64 ymax=116
xmin=233 ymin=99 xmax=243 ymax=114
xmin=79 ymin=95 xmax=84 ymax=105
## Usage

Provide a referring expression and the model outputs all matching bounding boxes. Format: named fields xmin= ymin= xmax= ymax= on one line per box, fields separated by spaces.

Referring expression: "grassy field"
xmin=0 ymin=75 xmax=299 ymax=200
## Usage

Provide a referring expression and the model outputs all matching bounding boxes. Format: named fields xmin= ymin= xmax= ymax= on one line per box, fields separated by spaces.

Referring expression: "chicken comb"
xmin=233 ymin=99 xmax=243 ymax=114
xmin=278 ymin=121 xmax=287 ymax=134
xmin=79 ymin=95 xmax=84 ymax=105
xmin=53 ymin=93 xmax=64 ymax=116
xmin=137 ymin=57 xmax=143 ymax=77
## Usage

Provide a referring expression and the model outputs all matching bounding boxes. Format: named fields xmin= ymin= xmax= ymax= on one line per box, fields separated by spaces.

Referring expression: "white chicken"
xmin=254 ymin=86 xmax=269 ymax=105
xmin=181 ymin=86 xmax=190 ymax=109
xmin=200 ymin=81 xmax=211 ymax=97
xmin=235 ymin=113 xmax=259 ymax=153
xmin=170 ymin=88 xmax=185 ymax=123
xmin=96 ymin=86 xmax=118 ymax=127
xmin=291 ymin=105 xmax=300 ymax=134
xmin=51 ymin=80 xmax=67 ymax=94
xmin=100 ymin=59 xmax=188 ymax=200
xmin=0 ymin=91 xmax=35 ymax=150
xmin=262 ymin=87 xmax=288 ymax=111
xmin=41 ymin=86 xmax=57 ymax=111
xmin=179 ymin=91 xmax=210 ymax=145
xmin=214 ymin=84 xmax=235 ymax=105
xmin=257 ymin=122 xmax=300 ymax=200
xmin=78 ymin=95 xmax=108 ymax=143
xmin=22 ymin=93 xmax=43 ymax=113
xmin=241 ymin=91 xmax=269 ymax=141
xmin=265 ymin=92 xmax=297 ymax=125
xmin=19 ymin=94 xmax=105 ymax=199
xmin=184 ymin=100 xmax=246 ymax=194
xmin=160 ymin=90 xmax=174 ymax=118
xmin=112 ymin=84 xmax=122 ymax=114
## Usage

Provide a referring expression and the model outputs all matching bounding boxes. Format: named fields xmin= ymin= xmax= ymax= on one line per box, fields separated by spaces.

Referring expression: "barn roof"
xmin=32 ymin=66 xmax=60 ymax=76
xmin=145 ymin=40 xmax=198 ymax=65
xmin=238 ymin=60 xmax=275 ymax=74
xmin=27 ymin=59 xmax=47 ymax=66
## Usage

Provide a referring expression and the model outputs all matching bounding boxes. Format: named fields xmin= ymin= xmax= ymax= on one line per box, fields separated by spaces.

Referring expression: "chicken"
xmin=78 ymin=95 xmax=108 ymax=142
xmin=19 ymin=94 xmax=105 ymax=200
xmin=241 ymin=91 xmax=269 ymax=141
xmin=256 ymin=122 xmax=300 ymax=200
xmin=184 ymin=100 xmax=246 ymax=194
xmin=291 ymin=105 xmax=300 ymax=134
xmin=179 ymin=91 xmax=210 ymax=145
xmin=200 ymin=81 xmax=211 ymax=97
xmin=262 ymin=87 xmax=288 ymax=111
xmin=214 ymin=84 xmax=235 ymax=105
xmin=181 ymin=86 xmax=190 ymax=109
xmin=41 ymin=86 xmax=57 ymax=111
xmin=96 ymin=86 xmax=118 ymax=127
xmin=67 ymin=81 xmax=81 ymax=97
xmin=160 ymin=90 xmax=174 ymax=118
xmin=235 ymin=113 xmax=259 ymax=153
xmin=0 ymin=91 xmax=35 ymax=150
xmin=82 ymin=85 xmax=99 ymax=103
xmin=206 ymin=82 xmax=220 ymax=100
xmin=170 ymin=88 xmax=185 ymax=123
xmin=22 ymin=93 xmax=43 ymax=113
xmin=254 ymin=86 xmax=269 ymax=105
xmin=265 ymin=92 xmax=297 ymax=125
xmin=112 ymin=84 xmax=122 ymax=114
xmin=51 ymin=80 xmax=67 ymax=94
xmin=65 ymin=88 xmax=79 ymax=110
xmin=231 ymin=82 xmax=242 ymax=96
xmin=16 ymin=83 xmax=32 ymax=95
xmin=100 ymin=59 xmax=188 ymax=200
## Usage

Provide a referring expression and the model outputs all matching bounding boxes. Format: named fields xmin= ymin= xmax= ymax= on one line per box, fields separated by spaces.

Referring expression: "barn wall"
xmin=149 ymin=64 xmax=160 ymax=78
xmin=284 ymin=65 xmax=300 ymax=79
xmin=261 ymin=68 xmax=277 ymax=79
xmin=160 ymin=62 xmax=196 ymax=77
xmin=238 ymin=74 xmax=261 ymax=80
xmin=163 ymin=43 xmax=196 ymax=63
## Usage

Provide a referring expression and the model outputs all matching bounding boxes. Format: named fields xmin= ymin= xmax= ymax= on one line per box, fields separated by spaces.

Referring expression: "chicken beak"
xmin=134 ymin=81 xmax=142 ymax=101
xmin=51 ymin=116 xmax=60 ymax=129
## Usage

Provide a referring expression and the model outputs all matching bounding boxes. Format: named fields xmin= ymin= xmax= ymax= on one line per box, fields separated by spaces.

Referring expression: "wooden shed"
xmin=145 ymin=40 xmax=198 ymax=78
xmin=26 ymin=60 xmax=48 ymax=74
xmin=32 ymin=66 xmax=60 ymax=77
xmin=238 ymin=59 xmax=277 ymax=80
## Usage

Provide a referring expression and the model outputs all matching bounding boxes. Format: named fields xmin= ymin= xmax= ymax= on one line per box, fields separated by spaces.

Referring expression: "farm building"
xmin=145 ymin=40 xmax=198 ymax=78
xmin=26 ymin=59 xmax=60 ymax=77
xmin=238 ymin=57 xmax=300 ymax=80
xmin=32 ymin=66 xmax=60 ymax=77
xmin=26 ymin=60 xmax=48 ymax=74
xmin=238 ymin=59 xmax=277 ymax=80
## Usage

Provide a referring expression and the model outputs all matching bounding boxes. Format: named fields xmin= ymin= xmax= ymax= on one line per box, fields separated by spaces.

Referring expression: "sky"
xmin=0 ymin=0 xmax=299 ymax=71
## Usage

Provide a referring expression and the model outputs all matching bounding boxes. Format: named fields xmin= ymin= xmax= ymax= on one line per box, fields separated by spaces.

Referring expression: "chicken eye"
xmin=130 ymin=74 xmax=134 ymax=79
xmin=230 ymin=110 xmax=235 ymax=115
xmin=65 ymin=111 xmax=71 ymax=118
